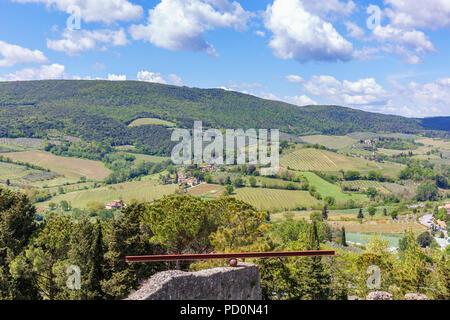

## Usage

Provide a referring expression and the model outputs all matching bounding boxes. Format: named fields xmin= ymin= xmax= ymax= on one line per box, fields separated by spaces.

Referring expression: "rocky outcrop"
xmin=126 ymin=262 xmax=261 ymax=300
xmin=366 ymin=291 xmax=393 ymax=300
xmin=404 ymin=293 xmax=429 ymax=300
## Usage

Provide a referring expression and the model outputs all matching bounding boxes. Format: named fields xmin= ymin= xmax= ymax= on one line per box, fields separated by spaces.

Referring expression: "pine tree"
xmin=0 ymin=188 xmax=38 ymax=299
xmin=66 ymin=219 xmax=105 ymax=299
xmin=101 ymin=203 xmax=164 ymax=299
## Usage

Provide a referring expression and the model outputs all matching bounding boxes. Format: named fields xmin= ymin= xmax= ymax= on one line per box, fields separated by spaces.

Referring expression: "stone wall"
xmin=126 ymin=263 xmax=261 ymax=300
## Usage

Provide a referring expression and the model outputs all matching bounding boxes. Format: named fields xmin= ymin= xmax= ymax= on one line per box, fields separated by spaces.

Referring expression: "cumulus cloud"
xmin=284 ymin=95 xmax=317 ymax=106
xmin=107 ymin=73 xmax=126 ymax=81
xmin=13 ymin=0 xmax=143 ymax=24
xmin=137 ymin=71 xmax=167 ymax=84
xmin=385 ymin=0 xmax=450 ymax=30
xmin=47 ymin=28 xmax=128 ymax=55
xmin=301 ymin=75 xmax=389 ymax=106
xmin=344 ymin=21 xmax=365 ymax=40
xmin=303 ymin=0 xmax=356 ymax=17
xmin=167 ymin=73 xmax=183 ymax=85
xmin=0 ymin=41 xmax=48 ymax=67
xmin=129 ymin=0 xmax=252 ymax=57
xmin=284 ymin=74 xmax=304 ymax=83
xmin=263 ymin=0 xmax=353 ymax=62
xmin=0 ymin=63 xmax=65 ymax=81
xmin=136 ymin=70 xmax=183 ymax=85
xmin=392 ymin=78 xmax=450 ymax=116
xmin=372 ymin=25 xmax=435 ymax=54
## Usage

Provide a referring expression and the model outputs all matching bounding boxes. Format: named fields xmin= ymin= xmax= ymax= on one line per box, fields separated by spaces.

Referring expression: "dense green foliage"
xmin=0 ymin=80 xmax=447 ymax=157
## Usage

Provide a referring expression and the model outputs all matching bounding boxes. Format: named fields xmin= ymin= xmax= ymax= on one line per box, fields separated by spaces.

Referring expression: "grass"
xmin=341 ymin=180 xmax=390 ymax=192
xmin=128 ymin=118 xmax=176 ymax=127
xmin=334 ymin=221 xmax=427 ymax=233
xmin=300 ymin=135 xmax=357 ymax=149
xmin=188 ymin=183 xmax=225 ymax=198
xmin=346 ymin=232 xmax=402 ymax=247
xmin=280 ymin=147 xmax=404 ymax=177
xmin=382 ymin=182 xmax=415 ymax=195
xmin=415 ymin=138 xmax=450 ymax=151
xmin=270 ymin=205 xmax=397 ymax=223
xmin=233 ymin=187 xmax=320 ymax=211
xmin=38 ymin=180 xmax=178 ymax=209
xmin=300 ymin=172 xmax=368 ymax=203
xmin=0 ymin=162 xmax=41 ymax=182
xmin=1 ymin=151 xmax=110 ymax=181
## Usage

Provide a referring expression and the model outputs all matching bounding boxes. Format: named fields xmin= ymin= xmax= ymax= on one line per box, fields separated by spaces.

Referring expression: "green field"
xmin=125 ymin=153 xmax=171 ymax=163
xmin=382 ymin=182 xmax=415 ymax=195
xmin=281 ymin=148 xmax=404 ymax=177
xmin=38 ymin=180 xmax=178 ymax=209
xmin=341 ymin=180 xmax=390 ymax=192
xmin=300 ymin=135 xmax=357 ymax=149
xmin=233 ymin=187 xmax=320 ymax=211
xmin=0 ymin=162 xmax=41 ymax=183
xmin=300 ymin=172 xmax=368 ymax=202
xmin=346 ymin=232 xmax=402 ymax=247
xmin=188 ymin=183 xmax=225 ymax=198
xmin=1 ymin=151 xmax=110 ymax=181
xmin=128 ymin=118 xmax=176 ymax=127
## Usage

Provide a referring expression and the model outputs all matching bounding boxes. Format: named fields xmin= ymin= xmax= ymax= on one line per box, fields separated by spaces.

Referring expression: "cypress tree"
xmin=357 ymin=208 xmax=364 ymax=219
xmin=322 ymin=205 xmax=328 ymax=220
xmin=299 ymin=221 xmax=331 ymax=300
xmin=341 ymin=227 xmax=347 ymax=247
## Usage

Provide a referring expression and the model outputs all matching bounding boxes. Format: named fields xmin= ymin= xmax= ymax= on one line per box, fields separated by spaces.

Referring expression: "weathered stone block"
xmin=126 ymin=262 xmax=261 ymax=300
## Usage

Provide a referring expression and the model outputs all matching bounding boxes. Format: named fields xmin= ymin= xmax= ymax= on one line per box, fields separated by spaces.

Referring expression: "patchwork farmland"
xmin=280 ymin=147 xmax=404 ymax=177
xmin=0 ymin=150 xmax=110 ymax=181
xmin=233 ymin=187 xmax=320 ymax=211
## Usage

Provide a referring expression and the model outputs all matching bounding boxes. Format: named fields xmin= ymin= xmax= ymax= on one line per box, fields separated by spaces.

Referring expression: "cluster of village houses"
xmin=177 ymin=164 xmax=216 ymax=187
xmin=104 ymin=165 xmax=217 ymax=210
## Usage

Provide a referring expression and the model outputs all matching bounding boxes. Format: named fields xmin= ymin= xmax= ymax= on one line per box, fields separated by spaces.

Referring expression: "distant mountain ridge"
xmin=0 ymin=80 xmax=447 ymax=155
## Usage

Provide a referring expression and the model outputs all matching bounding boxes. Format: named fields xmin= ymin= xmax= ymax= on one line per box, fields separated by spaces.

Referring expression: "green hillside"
xmin=0 ymin=80 xmax=446 ymax=156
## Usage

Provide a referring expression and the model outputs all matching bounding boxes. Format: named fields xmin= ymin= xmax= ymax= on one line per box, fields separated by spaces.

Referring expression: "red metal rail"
xmin=126 ymin=250 xmax=335 ymax=263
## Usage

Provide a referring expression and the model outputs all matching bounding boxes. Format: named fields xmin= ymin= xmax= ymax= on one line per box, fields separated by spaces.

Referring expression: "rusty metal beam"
xmin=126 ymin=250 xmax=335 ymax=263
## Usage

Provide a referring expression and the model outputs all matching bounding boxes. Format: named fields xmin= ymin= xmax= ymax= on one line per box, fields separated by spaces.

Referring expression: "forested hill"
xmin=0 ymin=80 xmax=447 ymax=154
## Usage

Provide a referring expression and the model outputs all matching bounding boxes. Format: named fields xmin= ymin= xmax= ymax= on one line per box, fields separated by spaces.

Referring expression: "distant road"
xmin=419 ymin=213 xmax=448 ymax=237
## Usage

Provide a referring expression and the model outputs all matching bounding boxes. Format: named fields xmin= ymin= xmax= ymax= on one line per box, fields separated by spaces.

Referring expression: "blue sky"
xmin=1 ymin=0 xmax=450 ymax=118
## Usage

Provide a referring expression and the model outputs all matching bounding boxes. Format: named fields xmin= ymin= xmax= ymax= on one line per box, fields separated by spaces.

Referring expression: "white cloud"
xmin=303 ymin=0 xmax=355 ymax=17
xmin=344 ymin=21 xmax=365 ymax=40
xmin=129 ymin=0 xmax=252 ymax=57
xmin=47 ymin=28 xmax=128 ymax=55
xmin=353 ymin=47 xmax=381 ymax=61
xmin=263 ymin=0 xmax=353 ymax=62
xmin=385 ymin=0 xmax=450 ymax=30
xmin=0 ymin=41 xmax=48 ymax=67
xmin=0 ymin=64 xmax=65 ymax=81
xmin=372 ymin=25 xmax=435 ymax=54
xmin=392 ymin=78 xmax=450 ymax=116
xmin=13 ymin=0 xmax=143 ymax=24
xmin=167 ymin=73 xmax=183 ymax=85
xmin=284 ymin=74 xmax=304 ymax=83
xmin=107 ymin=74 xmax=126 ymax=81
xmin=254 ymin=30 xmax=266 ymax=37
xmin=284 ymin=94 xmax=317 ymax=106
xmin=136 ymin=71 xmax=167 ymax=84
xmin=302 ymin=75 xmax=389 ymax=106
